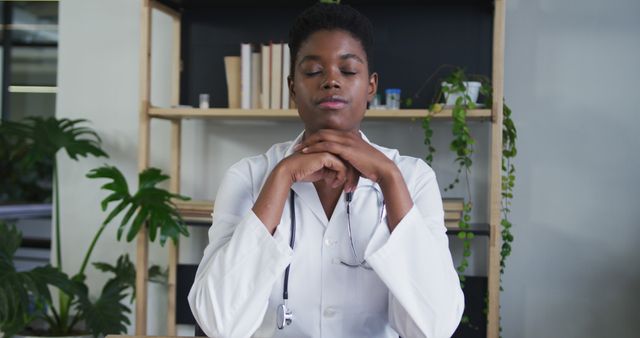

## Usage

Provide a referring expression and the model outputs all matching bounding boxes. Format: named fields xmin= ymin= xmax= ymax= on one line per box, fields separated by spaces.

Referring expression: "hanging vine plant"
xmin=418 ymin=66 xmax=518 ymax=331
xmin=497 ymin=103 xmax=517 ymax=284
xmin=421 ymin=68 xmax=478 ymax=285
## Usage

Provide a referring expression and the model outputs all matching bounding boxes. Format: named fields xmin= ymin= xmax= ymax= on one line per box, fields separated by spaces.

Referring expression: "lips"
xmin=317 ymin=96 xmax=348 ymax=110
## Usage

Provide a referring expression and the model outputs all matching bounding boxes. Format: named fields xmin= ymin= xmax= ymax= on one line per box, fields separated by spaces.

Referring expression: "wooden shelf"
xmin=446 ymin=223 xmax=490 ymax=237
xmin=148 ymin=107 xmax=492 ymax=120
xmin=183 ymin=217 xmax=489 ymax=236
xmin=139 ymin=0 xmax=505 ymax=336
xmin=156 ymin=0 xmax=494 ymax=11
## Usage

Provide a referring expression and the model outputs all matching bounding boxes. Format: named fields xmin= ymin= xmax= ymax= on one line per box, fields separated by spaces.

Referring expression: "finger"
xmin=322 ymin=153 xmax=348 ymax=187
xmin=329 ymin=168 xmax=347 ymax=188
xmin=344 ymin=165 xmax=360 ymax=193
xmin=343 ymin=165 xmax=354 ymax=192
xmin=301 ymin=141 xmax=348 ymax=158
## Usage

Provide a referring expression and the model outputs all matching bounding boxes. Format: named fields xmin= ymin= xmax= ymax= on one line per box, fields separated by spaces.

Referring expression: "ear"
xmin=367 ymin=72 xmax=378 ymax=103
xmin=288 ymin=75 xmax=296 ymax=101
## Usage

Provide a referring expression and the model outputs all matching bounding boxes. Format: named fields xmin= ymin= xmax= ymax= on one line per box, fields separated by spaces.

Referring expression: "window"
xmin=1 ymin=0 xmax=58 ymax=121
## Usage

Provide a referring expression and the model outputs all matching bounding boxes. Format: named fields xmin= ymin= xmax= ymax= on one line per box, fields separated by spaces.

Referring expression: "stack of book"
xmin=443 ymin=198 xmax=464 ymax=229
xmin=173 ymin=200 xmax=214 ymax=224
xmin=224 ymin=42 xmax=296 ymax=110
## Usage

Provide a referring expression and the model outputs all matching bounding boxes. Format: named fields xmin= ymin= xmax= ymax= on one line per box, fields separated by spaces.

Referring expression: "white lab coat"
xmin=188 ymin=131 xmax=464 ymax=338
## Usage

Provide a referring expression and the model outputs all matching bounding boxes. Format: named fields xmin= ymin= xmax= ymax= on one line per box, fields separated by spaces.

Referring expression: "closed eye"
xmin=305 ymin=71 xmax=322 ymax=76
xmin=341 ymin=70 xmax=356 ymax=75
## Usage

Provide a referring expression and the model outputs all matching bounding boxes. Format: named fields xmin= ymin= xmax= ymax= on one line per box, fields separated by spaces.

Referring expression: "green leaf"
xmin=13 ymin=117 xmax=108 ymax=166
xmin=77 ymin=280 xmax=131 ymax=337
xmin=0 ymin=222 xmax=81 ymax=337
xmin=103 ymin=200 xmax=130 ymax=226
xmin=88 ymin=165 xmax=190 ymax=246
xmin=148 ymin=265 xmax=168 ymax=285
xmin=93 ymin=254 xmax=136 ymax=303
xmin=0 ymin=222 xmax=21 ymax=265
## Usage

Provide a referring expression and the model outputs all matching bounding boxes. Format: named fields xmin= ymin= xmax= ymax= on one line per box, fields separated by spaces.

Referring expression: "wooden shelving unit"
xmin=149 ymin=107 xmax=492 ymax=120
xmin=137 ymin=0 xmax=505 ymax=337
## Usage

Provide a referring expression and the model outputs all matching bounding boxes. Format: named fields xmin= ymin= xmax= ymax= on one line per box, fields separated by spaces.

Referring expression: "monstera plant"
xmin=0 ymin=117 xmax=188 ymax=338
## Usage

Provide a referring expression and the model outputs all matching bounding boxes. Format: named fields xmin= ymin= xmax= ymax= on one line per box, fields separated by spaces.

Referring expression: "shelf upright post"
xmin=166 ymin=6 xmax=182 ymax=336
xmin=136 ymin=0 xmax=152 ymax=335
xmin=488 ymin=0 xmax=506 ymax=337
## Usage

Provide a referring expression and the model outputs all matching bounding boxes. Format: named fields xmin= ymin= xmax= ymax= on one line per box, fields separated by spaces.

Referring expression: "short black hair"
xmin=288 ymin=3 xmax=375 ymax=77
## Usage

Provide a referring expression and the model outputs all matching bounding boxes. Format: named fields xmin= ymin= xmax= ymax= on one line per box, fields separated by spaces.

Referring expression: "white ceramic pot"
xmin=442 ymin=81 xmax=481 ymax=105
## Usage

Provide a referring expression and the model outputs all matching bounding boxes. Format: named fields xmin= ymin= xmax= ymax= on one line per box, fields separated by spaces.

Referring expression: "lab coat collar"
xmin=284 ymin=130 xmax=382 ymax=226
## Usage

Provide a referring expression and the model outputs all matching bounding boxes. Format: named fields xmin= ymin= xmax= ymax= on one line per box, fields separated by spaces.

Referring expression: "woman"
xmin=188 ymin=3 xmax=464 ymax=337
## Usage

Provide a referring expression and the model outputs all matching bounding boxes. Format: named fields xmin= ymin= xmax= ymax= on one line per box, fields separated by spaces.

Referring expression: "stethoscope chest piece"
xmin=276 ymin=302 xmax=293 ymax=329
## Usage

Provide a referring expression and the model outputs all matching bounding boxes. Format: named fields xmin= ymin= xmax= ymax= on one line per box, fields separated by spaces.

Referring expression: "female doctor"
xmin=188 ymin=3 xmax=464 ymax=338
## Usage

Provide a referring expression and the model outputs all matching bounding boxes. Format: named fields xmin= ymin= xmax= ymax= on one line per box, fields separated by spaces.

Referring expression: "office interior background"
xmin=2 ymin=0 xmax=638 ymax=337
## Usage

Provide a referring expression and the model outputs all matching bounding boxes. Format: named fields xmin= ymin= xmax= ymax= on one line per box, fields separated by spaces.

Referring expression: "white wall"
xmin=56 ymin=0 xmax=164 ymax=334
xmin=501 ymin=0 xmax=640 ymax=337
xmin=56 ymin=0 xmax=639 ymax=337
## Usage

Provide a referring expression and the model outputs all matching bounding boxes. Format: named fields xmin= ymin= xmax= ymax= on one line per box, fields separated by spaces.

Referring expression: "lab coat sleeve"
xmin=188 ymin=164 xmax=293 ymax=338
xmin=364 ymin=161 xmax=465 ymax=338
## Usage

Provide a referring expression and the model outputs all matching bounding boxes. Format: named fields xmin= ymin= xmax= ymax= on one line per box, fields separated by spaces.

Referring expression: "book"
xmin=445 ymin=220 xmax=460 ymax=229
xmin=240 ymin=43 xmax=252 ymax=109
xmin=270 ymin=43 xmax=282 ymax=109
xmin=173 ymin=200 xmax=213 ymax=211
xmin=261 ymin=43 xmax=271 ymax=109
xmin=182 ymin=216 xmax=213 ymax=225
xmin=251 ymin=51 xmax=261 ymax=108
xmin=281 ymin=43 xmax=290 ymax=109
xmin=443 ymin=198 xmax=464 ymax=211
xmin=223 ymin=56 xmax=241 ymax=108
xmin=445 ymin=210 xmax=462 ymax=221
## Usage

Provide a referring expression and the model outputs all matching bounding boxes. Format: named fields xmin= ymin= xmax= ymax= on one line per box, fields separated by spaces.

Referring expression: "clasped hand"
xmin=283 ymin=129 xmax=394 ymax=191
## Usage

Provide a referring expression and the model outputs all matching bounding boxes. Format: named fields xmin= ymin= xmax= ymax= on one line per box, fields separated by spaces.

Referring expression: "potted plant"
xmin=0 ymin=117 xmax=189 ymax=338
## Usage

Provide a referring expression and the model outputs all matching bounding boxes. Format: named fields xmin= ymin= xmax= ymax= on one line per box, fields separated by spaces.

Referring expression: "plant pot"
xmin=442 ymin=81 xmax=481 ymax=105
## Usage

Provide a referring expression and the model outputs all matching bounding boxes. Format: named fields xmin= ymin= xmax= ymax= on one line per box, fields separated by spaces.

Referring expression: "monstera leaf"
xmin=86 ymin=165 xmax=189 ymax=245
xmin=0 ymin=222 xmax=80 ymax=338
xmin=74 ymin=279 xmax=130 ymax=338
xmin=93 ymin=254 xmax=135 ymax=303
xmin=0 ymin=124 xmax=52 ymax=204
xmin=77 ymin=254 xmax=144 ymax=337
xmin=1 ymin=117 xmax=108 ymax=165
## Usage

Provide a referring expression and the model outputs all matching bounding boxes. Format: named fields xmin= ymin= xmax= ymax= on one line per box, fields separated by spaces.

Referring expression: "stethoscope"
xmin=277 ymin=187 xmax=385 ymax=330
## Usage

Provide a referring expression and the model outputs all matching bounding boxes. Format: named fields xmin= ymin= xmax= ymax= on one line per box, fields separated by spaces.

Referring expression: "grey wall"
xmin=501 ymin=0 xmax=640 ymax=337
xmin=55 ymin=0 xmax=639 ymax=336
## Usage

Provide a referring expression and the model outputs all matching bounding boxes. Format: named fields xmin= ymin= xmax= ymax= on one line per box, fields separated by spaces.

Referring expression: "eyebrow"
xmin=297 ymin=53 xmax=365 ymax=67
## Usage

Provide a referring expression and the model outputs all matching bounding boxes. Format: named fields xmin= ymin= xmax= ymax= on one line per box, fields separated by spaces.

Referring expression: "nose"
xmin=322 ymin=68 xmax=341 ymax=90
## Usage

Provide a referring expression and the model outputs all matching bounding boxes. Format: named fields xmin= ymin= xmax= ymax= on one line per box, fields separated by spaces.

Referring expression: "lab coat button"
xmin=323 ymin=307 xmax=337 ymax=318
xmin=324 ymin=238 xmax=337 ymax=246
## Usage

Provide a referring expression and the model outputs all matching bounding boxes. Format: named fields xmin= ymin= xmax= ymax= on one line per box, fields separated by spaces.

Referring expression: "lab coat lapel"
xmin=291 ymin=182 xmax=330 ymax=226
